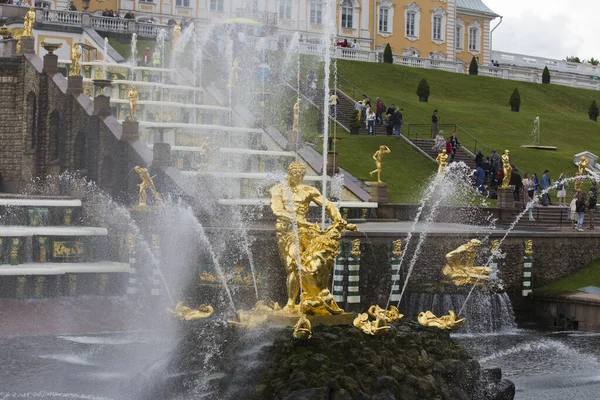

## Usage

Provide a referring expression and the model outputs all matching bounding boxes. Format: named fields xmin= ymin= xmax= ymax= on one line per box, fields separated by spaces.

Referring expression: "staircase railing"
xmin=408 ymin=123 xmax=492 ymax=157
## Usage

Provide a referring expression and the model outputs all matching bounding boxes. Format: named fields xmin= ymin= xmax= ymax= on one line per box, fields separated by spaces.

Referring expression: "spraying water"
xmin=129 ymin=33 xmax=137 ymax=81
xmin=102 ymin=37 xmax=108 ymax=78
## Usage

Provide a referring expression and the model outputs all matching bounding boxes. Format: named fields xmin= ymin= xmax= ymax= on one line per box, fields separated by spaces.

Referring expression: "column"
xmin=389 ymin=239 xmax=402 ymax=303
xmin=346 ymin=239 xmax=361 ymax=305
xmin=332 ymin=241 xmax=347 ymax=303
xmin=522 ymin=240 xmax=533 ymax=296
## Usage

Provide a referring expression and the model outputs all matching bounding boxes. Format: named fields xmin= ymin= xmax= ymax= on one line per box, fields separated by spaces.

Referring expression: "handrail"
xmin=408 ymin=123 xmax=492 ymax=157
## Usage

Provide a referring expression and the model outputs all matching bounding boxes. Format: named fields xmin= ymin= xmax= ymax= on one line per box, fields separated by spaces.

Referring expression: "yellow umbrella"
xmin=220 ymin=17 xmax=263 ymax=27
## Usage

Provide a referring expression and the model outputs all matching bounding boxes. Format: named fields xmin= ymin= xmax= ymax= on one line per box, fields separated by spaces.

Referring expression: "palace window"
xmin=404 ymin=2 xmax=420 ymax=41
xmin=430 ymin=7 xmax=446 ymax=45
xmin=379 ymin=8 xmax=388 ymax=33
xmin=433 ymin=16 xmax=441 ymax=40
xmin=176 ymin=0 xmax=190 ymax=7
xmin=406 ymin=12 xmax=415 ymax=36
xmin=455 ymin=19 xmax=464 ymax=50
xmin=279 ymin=0 xmax=292 ymax=20
xmin=341 ymin=0 xmax=353 ymax=29
xmin=210 ymin=0 xmax=223 ymax=11
xmin=310 ymin=1 xmax=322 ymax=25
xmin=468 ymin=20 xmax=481 ymax=52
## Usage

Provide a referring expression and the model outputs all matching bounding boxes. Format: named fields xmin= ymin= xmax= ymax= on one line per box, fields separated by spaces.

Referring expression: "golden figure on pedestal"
xmin=22 ymin=7 xmax=35 ymax=38
xmin=172 ymin=22 xmax=181 ymax=42
xmin=418 ymin=310 xmax=465 ymax=330
xmin=69 ymin=43 xmax=81 ymax=77
xmin=435 ymin=149 xmax=448 ymax=174
xmin=127 ymin=86 xmax=139 ymax=121
xmin=269 ymin=161 xmax=358 ymax=315
xmin=292 ymin=98 xmax=300 ymax=132
xmin=134 ymin=166 xmax=164 ymax=207
xmin=369 ymin=145 xmax=391 ymax=183
xmin=575 ymin=156 xmax=589 ymax=191
xmin=227 ymin=57 xmax=241 ymax=89
xmin=500 ymin=150 xmax=512 ymax=189
xmin=442 ymin=239 xmax=491 ymax=286
xmin=168 ymin=301 xmax=214 ymax=320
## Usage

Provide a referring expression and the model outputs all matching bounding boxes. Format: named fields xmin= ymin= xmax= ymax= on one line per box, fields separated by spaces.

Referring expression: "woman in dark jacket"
xmin=575 ymin=191 xmax=587 ymax=231
xmin=588 ymin=182 xmax=597 ymax=230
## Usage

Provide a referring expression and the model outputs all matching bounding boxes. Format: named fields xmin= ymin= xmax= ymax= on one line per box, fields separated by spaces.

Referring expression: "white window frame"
xmin=209 ymin=0 xmax=223 ymax=11
xmin=279 ymin=0 xmax=292 ymax=20
xmin=377 ymin=0 xmax=394 ymax=37
xmin=341 ymin=0 xmax=354 ymax=29
xmin=468 ymin=20 xmax=481 ymax=53
xmin=404 ymin=2 xmax=420 ymax=41
xmin=455 ymin=18 xmax=464 ymax=51
xmin=176 ymin=0 xmax=190 ymax=7
xmin=430 ymin=7 xmax=446 ymax=45
xmin=379 ymin=8 xmax=388 ymax=33
xmin=310 ymin=0 xmax=323 ymax=25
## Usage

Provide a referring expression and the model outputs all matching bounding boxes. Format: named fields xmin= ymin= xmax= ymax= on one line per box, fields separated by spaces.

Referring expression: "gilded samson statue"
xmin=442 ymin=239 xmax=491 ymax=286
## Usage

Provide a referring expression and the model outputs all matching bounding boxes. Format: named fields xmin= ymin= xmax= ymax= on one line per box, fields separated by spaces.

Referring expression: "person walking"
xmin=523 ymin=173 xmax=535 ymax=221
xmin=375 ymin=97 xmax=385 ymax=124
xmin=431 ymin=109 xmax=439 ymax=138
xmin=449 ymin=131 xmax=460 ymax=158
xmin=329 ymin=90 xmax=338 ymax=117
xmin=445 ymin=138 xmax=453 ymax=161
xmin=588 ymin=181 xmax=597 ymax=230
xmin=366 ymin=107 xmax=376 ymax=135
xmin=432 ymin=131 xmax=445 ymax=152
xmin=393 ymin=107 xmax=403 ymax=136
xmin=510 ymin=166 xmax=523 ymax=202
xmin=569 ymin=193 xmax=578 ymax=229
xmin=575 ymin=190 xmax=587 ymax=231
xmin=556 ymin=173 xmax=567 ymax=206
xmin=540 ymin=170 xmax=551 ymax=206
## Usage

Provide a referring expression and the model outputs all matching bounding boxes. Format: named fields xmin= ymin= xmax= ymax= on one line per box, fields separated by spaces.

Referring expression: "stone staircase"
xmin=411 ymin=138 xmax=476 ymax=168
xmin=511 ymin=205 xmax=600 ymax=228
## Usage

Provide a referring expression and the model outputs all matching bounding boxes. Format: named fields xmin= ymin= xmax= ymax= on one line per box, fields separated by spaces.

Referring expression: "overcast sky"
xmin=484 ymin=0 xmax=594 ymax=61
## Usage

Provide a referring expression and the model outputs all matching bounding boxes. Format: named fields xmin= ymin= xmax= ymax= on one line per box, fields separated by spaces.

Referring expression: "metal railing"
xmin=409 ymin=123 xmax=492 ymax=157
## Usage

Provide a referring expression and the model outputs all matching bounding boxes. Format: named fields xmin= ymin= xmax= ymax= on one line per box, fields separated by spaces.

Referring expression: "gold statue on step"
xmin=127 ymin=86 xmax=139 ymax=121
xmin=353 ymin=312 xmax=391 ymax=336
xmin=270 ymin=161 xmax=358 ymax=315
xmin=367 ymin=304 xmax=403 ymax=323
xmin=228 ymin=300 xmax=281 ymax=328
xmin=575 ymin=155 xmax=589 ymax=191
xmin=369 ymin=145 xmax=391 ymax=183
xmin=168 ymin=301 xmax=214 ymax=320
xmin=172 ymin=22 xmax=181 ymax=42
xmin=500 ymin=149 xmax=512 ymax=189
xmin=435 ymin=149 xmax=448 ymax=174
xmin=227 ymin=57 xmax=241 ymax=89
xmin=442 ymin=239 xmax=491 ymax=286
xmin=22 ymin=7 xmax=35 ymax=38
xmin=69 ymin=42 xmax=81 ymax=77
xmin=292 ymin=98 xmax=300 ymax=132
xmin=134 ymin=166 xmax=164 ymax=206
xmin=292 ymin=314 xmax=313 ymax=340
xmin=418 ymin=310 xmax=466 ymax=330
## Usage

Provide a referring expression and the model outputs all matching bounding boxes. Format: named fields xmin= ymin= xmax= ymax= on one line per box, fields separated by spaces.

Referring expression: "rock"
xmin=390 ymin=365 xmax=406 ymax=382
xmin=397 ymin=383 xmax=419 ymax=400
xmin=289 ymin=370 xmax=307 ymax=385
xmin=371 ymin=376 xmax=400 ymax=397
xmin=284 ymin=387 xmax=328 ymax=400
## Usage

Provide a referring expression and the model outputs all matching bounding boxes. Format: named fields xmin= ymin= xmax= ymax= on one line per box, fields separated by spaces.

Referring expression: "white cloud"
xmin=484 ymin=0 xmax=597 ymax=60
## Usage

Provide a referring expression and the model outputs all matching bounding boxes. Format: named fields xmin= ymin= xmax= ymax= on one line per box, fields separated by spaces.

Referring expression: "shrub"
xmin=383 ymin=43 xmax=393 ymax=64
xmin=589 ymin=100 xmax=599 ymax=121
xmin=542 ymin=66 xmax=551 ymax=84
xmin=469 ymin=56 xmax=478 ymax=75
xmin=509 ymin=88 xmax=520 ymax=112
xmin=416 ymin=78 xmax=430 ymax=100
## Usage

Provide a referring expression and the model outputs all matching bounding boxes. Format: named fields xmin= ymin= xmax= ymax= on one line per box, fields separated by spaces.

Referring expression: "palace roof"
xmin=456 ymin=0 xmax=500 ymax=17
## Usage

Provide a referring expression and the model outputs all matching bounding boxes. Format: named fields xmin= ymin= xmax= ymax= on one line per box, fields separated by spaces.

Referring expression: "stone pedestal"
xmin=121 ymin=119 xmax=140 ymax=141
xmin=152 ymin=142 xmax=172 ymax=168
xmin=93 ymin=95 xmax=112 ymax=117
xmin=0 ymin=39 xmax=18 ymax=56
xmin=42 ymin=53 xmax=58 ymax=75
xmin=20 ymin=37 xmax=34 ymax=54
xmin=369 ymin=182 xmax=388 ymax=205
xmin=326 ymin=152 xmax=339 ymax=176
xmin=67 ymin=76 xmax=83 ymax=95
xmin=496 ymin=188 xmax=514 ymax=209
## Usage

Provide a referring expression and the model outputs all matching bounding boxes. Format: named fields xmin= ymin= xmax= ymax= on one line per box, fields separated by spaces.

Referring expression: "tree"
xmin=589 ymin=100 xmax=599 ymax=121
xmin=383 ymin=43 xmax=393 ymax=64
xmin=588 ymin=57 xmax=600 ymax=66
xmin=509 ymin=88 xmax=520 ymax=112
xmin=416 ymin=78 xmax=430 ymax=102
xmin=469 ymin=56 xmax=478 ymax=75
xmin=566 ymin=56 xmax=581 ymax=63
xmin=542 ymin=66 xmax=551 ymax=84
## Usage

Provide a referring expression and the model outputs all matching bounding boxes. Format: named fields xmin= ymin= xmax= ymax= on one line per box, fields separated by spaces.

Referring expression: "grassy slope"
xmin=536 ymin=260 xmax=600 ymax=294
xmin=337 ymin=60 xmax=600 ymax=179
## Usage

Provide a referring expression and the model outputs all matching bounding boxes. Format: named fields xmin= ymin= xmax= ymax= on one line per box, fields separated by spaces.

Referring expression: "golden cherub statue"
xmin=69 ymin=42 xmax=81 ymax=77
xmin=435 ymin=149 xmax=448 ymax=175
xmin=442 ymin=239 xmax=491 ymax=286
xmin=500 ymin=149 xmax=512 ymax=189
xmin=292 ymin=98 xmax=300 ymax=132
xmin=168 ymin=301 xmax=214 ymax=320
xmin=127 ymin=86 xmax=139 ymax=121
xmin=369 ymin=145 xmax=391 ymax=183
xmin=418 ymin=310 xmax=466 ymax=330
xmin=22 ymin=7 xmax=35 ymax=38
xmin=269 ymin=161 xmax=358 ymax=314
xmin=227 ymin=57 xmax=241 ymax=89
xmin=134 ymin=166 xmax=164 ymax=207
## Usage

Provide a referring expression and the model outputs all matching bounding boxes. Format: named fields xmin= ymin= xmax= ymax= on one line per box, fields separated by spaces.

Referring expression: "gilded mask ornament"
xmin=417 ymin=310 xmax=466 ymax=331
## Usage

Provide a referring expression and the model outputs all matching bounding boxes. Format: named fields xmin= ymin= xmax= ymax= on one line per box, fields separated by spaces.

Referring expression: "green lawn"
xmin=337 ymin=60 xmax=600 ymax=180
xmin=536 ymin=260 xmax=600 ymax=294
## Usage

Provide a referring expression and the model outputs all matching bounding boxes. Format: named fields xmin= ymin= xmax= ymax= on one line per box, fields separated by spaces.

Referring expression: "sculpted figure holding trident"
xmin=270 ymin=161 xmax=357 ymax=314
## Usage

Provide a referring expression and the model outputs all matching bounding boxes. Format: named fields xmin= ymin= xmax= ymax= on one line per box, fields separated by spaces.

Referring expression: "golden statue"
xmin=351 ymin=239 xmax=361 ymax=258
xmin=418 ymin=310 xmax=466 ymax=330
xmin=578 ymin=156 xmax=590 ymax=176
xmin=292 ymin=98 xmax=300 ymax=132
xmin=69 ymin=42 xmax=81 ymax=77
xmin=524 ymin=240 xmax=533 ymax=257
xmin=500 ymin=150 xmax=512 ymax=189
xmin=168 ymin=302 xmax=214 ymax=320
xmin=367 ymin=304 xmax=403 ymax=323
xmin=292 ymin=314 xmax=313 ymax=340
xmin=22 ymin=7 xmax=35 ymax=38
xmin=227 ymin=57 xmax=241 ymax=89
xmin=393 ymin=239 xmax=402 ymax=258
xmin=369 ymin=145 xmax=391 ymax=183
xmin=435 ymin=149 xmax=448 ymax=174
xmin=134 ymin=166 xmax=164 ymax=206
xmin=442 ymin=239 xmax=491 ymax=286
xmin=228 ymin=300 xmax=281 ymax=328
xmin=270 ymin=161 xmax=358 ymax=314
xmin=353 ymin=312 xmax=390 ymax=336
xmin=127 ymin=86 xmax=139 ymax=121
xmin=172 ymin=22 xmax=181 ymax=42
